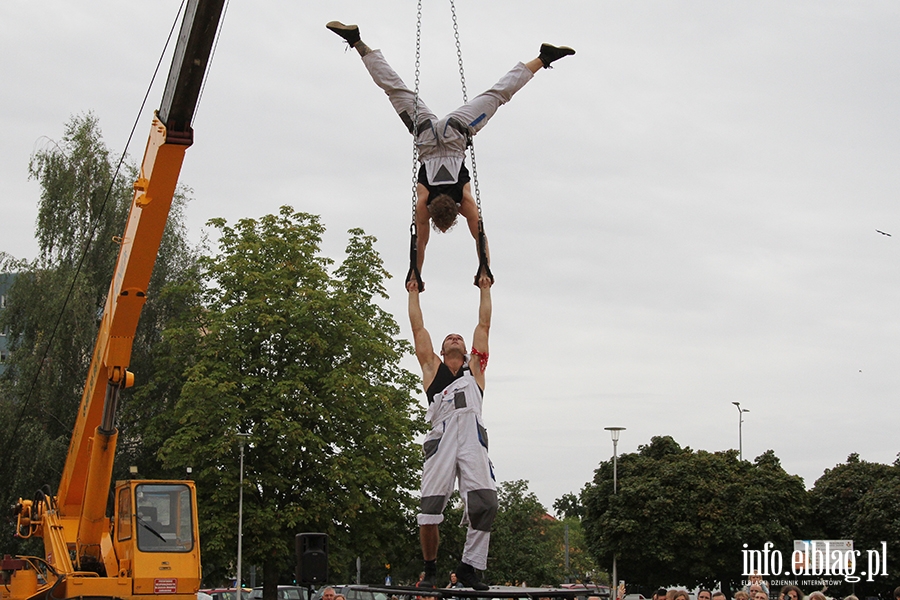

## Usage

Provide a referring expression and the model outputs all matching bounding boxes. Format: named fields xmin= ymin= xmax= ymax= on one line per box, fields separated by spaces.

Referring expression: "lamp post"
xmin=604 ymin=427 xmax=625 ymax=600
xmin=236 ymin=432 xmax=250 ymax=594
xmin=731 ymin=402 xmax=749 ymax=460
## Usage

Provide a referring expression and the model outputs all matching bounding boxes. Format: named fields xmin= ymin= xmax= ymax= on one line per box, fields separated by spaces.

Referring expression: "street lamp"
xmin=236 ymin=432 xmax=250 ymax=594
xmin=731 ymin=402 xmax=749 ymax=460
xmin=604 ymin=427 xmax=625 ymax=600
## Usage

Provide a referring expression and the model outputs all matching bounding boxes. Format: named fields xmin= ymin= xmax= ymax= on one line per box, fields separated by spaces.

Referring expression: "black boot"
xmin=326 ymin=21 xmax=361 ymax=47
xmin=419 ymin=560 xmax=436 ymax=589
xmin=455 ymin=561 xmax=488 ymax=591
xmin=539 ymin=43 xmax=575 ymax=68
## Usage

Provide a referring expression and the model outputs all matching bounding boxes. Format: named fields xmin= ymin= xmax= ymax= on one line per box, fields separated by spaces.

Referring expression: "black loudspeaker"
xmin=295 ymin=533 xmax=328 ymax=585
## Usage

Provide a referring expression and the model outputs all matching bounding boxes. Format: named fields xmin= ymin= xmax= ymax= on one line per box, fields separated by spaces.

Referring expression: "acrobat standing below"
xmin=405 ymin=273 xmax=495 ymax=590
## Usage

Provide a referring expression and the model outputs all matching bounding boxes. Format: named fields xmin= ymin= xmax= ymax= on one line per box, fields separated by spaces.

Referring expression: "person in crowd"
xmin=446 ymin=572 xmax=463 ymax=600
xmin=779 ymin=585 xmax=802 ymax=600
xmin=745 ymin=571 xmax=770 ymax=596
xmin=447 ymin=572 xmax=463 ymax=589
xmin=414 ymin=573 xmax=428 ymax=600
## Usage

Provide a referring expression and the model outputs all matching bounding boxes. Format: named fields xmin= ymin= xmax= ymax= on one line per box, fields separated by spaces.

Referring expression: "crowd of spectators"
xmin=643 ymin=571 xmax=899 ymax=600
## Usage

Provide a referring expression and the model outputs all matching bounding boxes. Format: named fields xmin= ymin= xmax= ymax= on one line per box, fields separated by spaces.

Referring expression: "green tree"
xmin=850 ymin=472 xmax=900 ymax=594
xmin=809 ymin=454 xmax=900 ymax=597
xmin=551 ymin=493 xmax=602 ymax=585
xmin=0 ymin=113 xmax=199 ymax=555
xmin=581 ymin=436 xmax=809 ymax=591
xmin=159 ymin=207 xmax=426 ymax=596
xmin=809 ymin=453 xmax=894 ymax=539
xmin=554 ymin=492 xmax=585 ymax=521
xmin=427 ymin=482 xmax=596 ymax=588
xmin=487 ymin=480 xmax=560 ymax=586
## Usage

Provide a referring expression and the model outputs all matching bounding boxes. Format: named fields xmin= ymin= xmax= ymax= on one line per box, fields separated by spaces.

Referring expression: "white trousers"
xmin=362 ymin=49 xmax=533 ymax=186
xmin=418 ymin=372 xmax=497 ymax=570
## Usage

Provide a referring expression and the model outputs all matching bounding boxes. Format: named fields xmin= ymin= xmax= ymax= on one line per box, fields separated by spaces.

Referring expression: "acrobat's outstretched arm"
xmin=414 ymin=184 xmax=431 ymax=276
xmin=469 ymin=275 xmax=492 ymax=390
xmin=407 ymin=279 xmax=440 ymax=388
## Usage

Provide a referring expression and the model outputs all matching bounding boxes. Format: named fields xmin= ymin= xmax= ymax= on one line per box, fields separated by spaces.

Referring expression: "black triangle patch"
xmin=434 ymin=165 xmax=454 ymax=182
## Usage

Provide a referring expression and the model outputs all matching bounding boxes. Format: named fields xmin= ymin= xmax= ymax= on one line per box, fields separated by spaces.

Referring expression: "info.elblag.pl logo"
xmin=742 ymin=540 xmax=889 ymax=583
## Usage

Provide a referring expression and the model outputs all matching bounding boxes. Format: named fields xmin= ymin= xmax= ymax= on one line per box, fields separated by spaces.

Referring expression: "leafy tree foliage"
xmin=554 ymin=492 xmax=585 ymax=521
xmin=809 ymin=454 xmax=900 ymax=597
xmin=426 ymin=482 xmax=598 ymax=588
xmin=551 ymin=491 xmax=601 ymax=584
xmin=550 ymin=491 xmax=602 ymax=585
xmin=809 ymin=453 xmax=894 ymax=540
xmin=158 ymin=207 xmax=426 ymax=593
xmin=0 ymin=113 xmax=198 ymax=555
xmin=488 ymin=480 xmax=560 ymax=585
xmin=581 ymin=436 xmax=809 ymax=590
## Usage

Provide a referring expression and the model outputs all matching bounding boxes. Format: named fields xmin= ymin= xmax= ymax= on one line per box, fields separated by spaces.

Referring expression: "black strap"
xmin=406 ymin=223 xmax=424 ymax=292
xmin=447 ymin=118 xmax=473 ymax=147
xmin=473 ymin=220 xmax=493 ymax=286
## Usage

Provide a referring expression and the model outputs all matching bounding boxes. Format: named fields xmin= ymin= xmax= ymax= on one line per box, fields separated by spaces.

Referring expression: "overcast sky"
xmin=2 ymin=1 xmax=899 ymax=511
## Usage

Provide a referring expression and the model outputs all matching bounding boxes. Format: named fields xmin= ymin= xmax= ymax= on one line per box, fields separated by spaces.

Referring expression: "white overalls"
xmin=417 ymin=360 xmax=497 ymax=571
xmin=361 ymin=49 xmax=533 ymax=188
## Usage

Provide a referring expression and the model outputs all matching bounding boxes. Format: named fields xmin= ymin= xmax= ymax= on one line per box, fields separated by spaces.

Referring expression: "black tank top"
xmin=418 ymin=163 xmax=470 ymax=205
xmin=425 ymin=362 xmax=467 ymax=404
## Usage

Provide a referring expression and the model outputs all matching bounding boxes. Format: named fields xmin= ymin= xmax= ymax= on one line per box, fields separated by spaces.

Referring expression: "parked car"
xmin=249 ymin=586 xmax=310 ymax=600
xmin=200 ymin=589 xmax=251 ymax=600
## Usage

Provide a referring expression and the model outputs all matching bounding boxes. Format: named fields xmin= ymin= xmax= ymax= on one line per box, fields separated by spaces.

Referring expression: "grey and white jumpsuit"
xmin=362 ymin=49 xmax=533 ymax=190
xmin=418 ymin=359 xmax=497 ymax=571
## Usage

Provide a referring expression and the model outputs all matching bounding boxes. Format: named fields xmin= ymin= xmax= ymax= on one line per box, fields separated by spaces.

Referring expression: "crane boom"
xmin=5 ymin=3 xmax=225 ymax=600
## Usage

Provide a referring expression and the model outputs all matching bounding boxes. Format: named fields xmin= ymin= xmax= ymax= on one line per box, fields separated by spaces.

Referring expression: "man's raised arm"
xmin=469 ymin=275 xmax=492 ymax=387
xmin=407 ymin=279 xmax=440 ymax=386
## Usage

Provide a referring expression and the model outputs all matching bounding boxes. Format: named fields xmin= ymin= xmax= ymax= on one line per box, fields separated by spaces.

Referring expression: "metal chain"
xmin=448 ymin=0 xmax=482 ymax=220
xmin=411 ymin=0 xmax=423 ymax=229
xmin=449 ymin=0 xmax=468 ymax=103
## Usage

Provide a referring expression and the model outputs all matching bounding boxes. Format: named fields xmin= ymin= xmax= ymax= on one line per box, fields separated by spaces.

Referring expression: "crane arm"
xmin=53 ymin=0 xmax=225 ymax=540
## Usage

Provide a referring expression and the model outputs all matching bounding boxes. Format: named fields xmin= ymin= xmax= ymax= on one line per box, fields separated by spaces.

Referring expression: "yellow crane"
xmin=3 ymin=2 xmax=225 ymax=599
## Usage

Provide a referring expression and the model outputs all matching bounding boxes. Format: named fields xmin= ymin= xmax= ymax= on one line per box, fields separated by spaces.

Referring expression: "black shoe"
xmin=539 ymin=43 xmax=575 ymax=68
xmin=419 ymin=561 xmax=436 ymax=589
xmin=455 ymin=562 xmax=488 ymax=591
xmin=326 ymin=21 xmax=361 ymax=47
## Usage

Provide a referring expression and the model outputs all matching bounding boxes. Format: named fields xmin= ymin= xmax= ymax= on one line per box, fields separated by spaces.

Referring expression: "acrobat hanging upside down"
xmin=327 ymin=21 xmax=574 ymax=290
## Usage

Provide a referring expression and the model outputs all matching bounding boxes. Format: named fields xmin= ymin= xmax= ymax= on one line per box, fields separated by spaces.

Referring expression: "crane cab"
xmin=113 ymin=480 xmax=202 ymax=597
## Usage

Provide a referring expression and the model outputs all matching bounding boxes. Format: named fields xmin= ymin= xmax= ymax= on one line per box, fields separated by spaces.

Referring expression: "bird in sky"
xmin=876 ymin=229 xmax=892 ymax=236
